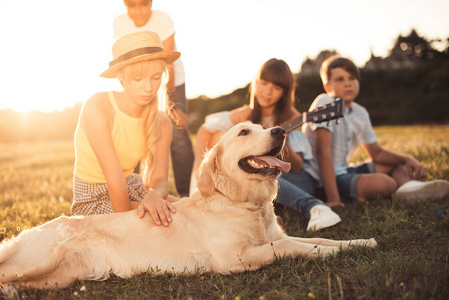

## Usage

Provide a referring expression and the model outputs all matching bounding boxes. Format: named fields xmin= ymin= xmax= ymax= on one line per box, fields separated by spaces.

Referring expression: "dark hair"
xmin=249 ymin=58 xmax=295 ymax=126
xmin=320 ymin=56 xmax=361 ymax=85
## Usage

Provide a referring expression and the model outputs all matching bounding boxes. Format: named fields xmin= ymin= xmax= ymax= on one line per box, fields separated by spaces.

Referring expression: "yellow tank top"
xmin=74 ymin=91 xmax=145 ymax=183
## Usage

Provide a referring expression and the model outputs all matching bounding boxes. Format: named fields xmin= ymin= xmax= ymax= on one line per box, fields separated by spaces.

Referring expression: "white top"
xmin=113 ymin=10 xmax=185 ymax=87
xmin=205 ymin=111 xmax=313 ymax=160
xmin=302 ymin=94 xmax=377 ymax=182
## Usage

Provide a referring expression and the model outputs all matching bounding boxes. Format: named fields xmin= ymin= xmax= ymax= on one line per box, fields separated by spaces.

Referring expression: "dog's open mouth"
xmin=238 ymin=145 xmax=291 ymax=176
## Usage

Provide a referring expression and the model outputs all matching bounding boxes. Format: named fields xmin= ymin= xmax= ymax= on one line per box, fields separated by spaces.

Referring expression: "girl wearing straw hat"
xmin=71 ymin=31 xmax=180 ymax=227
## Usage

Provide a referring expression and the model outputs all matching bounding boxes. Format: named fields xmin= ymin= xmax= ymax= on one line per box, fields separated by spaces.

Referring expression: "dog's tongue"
xmin=258 ymin=156 xmax=291 ymax=173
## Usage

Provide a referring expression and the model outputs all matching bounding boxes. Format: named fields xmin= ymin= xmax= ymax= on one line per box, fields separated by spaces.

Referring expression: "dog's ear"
xmin=197 ymin=145 xmax=223 ymax=197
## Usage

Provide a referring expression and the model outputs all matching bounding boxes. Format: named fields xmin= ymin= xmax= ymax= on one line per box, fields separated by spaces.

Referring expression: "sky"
xmin=0 ymin=0 xmax=448 ymax=112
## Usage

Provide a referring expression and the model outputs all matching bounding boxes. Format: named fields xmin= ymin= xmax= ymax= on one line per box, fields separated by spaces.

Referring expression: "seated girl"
xmin=191 ymin=58 xmax=341 ymax=231
xmin=72 ymin=31 xmax=179 ymax=227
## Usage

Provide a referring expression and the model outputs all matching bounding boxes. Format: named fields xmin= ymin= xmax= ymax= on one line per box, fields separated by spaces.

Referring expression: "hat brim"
xmin=100 ymin=51 xmax=181 ymax=78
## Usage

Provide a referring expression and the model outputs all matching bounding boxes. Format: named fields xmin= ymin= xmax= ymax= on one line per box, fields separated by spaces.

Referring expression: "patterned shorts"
xmin=71 ymin=173 xmax=148 ymax=215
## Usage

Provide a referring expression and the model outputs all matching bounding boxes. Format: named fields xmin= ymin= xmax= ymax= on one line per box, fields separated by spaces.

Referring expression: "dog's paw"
xmin=365 ymin=238 xmax=378 ymax=248
xmin=0 ymin=283 xmax=18 ymax=300
xmin=352 ymin=238 xmax=377 ymax=248
xmin=312 ymin=246 xmax=339 ymax=258
xmin=347 ymin=238 xmax=378 ymax=249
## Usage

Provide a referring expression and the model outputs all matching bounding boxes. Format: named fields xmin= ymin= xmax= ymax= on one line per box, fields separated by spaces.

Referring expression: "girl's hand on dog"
xmin=138 ymin=190 xmax=176 ymax=226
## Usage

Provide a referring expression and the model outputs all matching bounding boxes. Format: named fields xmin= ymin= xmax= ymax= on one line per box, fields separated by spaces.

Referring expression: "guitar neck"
xmin=279 ymin=115 xmax=307 ymax=133
xmin=279 ymin=98 xmax=344 ymax=133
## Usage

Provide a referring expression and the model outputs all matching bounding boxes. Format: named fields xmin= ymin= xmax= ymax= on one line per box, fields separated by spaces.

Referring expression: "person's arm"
xmin=229 ymin=105 xmax=251 ymax=124
xmin=363 ymin=142 xmax=426 ymax=179
xmin=315 ymin=127 xmax=344 ymax=207
xmin=282 ymin=143 xmax=304 ymax=174
xmin=136 ymin=116 xmax=177 ymax=226
xmin=82 ymin=93 xmax=132 ymax=212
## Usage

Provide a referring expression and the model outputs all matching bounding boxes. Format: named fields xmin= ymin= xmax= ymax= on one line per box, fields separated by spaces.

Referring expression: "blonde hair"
xmin=118 ymin=59 xmax=173 ymax=187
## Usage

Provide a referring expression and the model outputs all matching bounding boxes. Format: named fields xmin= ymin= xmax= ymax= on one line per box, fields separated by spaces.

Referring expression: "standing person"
xmin=303 ymin=55 xmax=449 ymax=207
xmin=113 ymin=0 xmax=194 ymax=197
xmin=193 ymin=58 xmax=341 ymax=231
xmin=72 ymin=31 xmax=179 ymax=227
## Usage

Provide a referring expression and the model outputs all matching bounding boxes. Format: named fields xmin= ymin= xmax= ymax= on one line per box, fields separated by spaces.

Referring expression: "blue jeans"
xmin=170 ymin=84 xmax=194 ymax=197
xmin=276 ymin=170 xmax=324 ymax=218
xmin=281 ymin=169 xmax=315 ymax=195
xmin=336 ymin=162 xmax=375 ymax=201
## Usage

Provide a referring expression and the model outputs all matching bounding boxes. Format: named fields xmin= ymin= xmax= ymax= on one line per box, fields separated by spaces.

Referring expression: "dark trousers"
xmin=170 ymin=125 xmax=194 ymax=197
xmin=170 ymin=83 xmax=194 ymax=197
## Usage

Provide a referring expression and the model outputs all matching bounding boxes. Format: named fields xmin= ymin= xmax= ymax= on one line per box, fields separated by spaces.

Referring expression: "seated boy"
xmin=303 ymin=55 xmax=449 ymax=207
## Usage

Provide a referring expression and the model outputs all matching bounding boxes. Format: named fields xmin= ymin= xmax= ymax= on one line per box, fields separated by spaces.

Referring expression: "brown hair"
xmin=320 ymin=55 xmax=361 ymax=85
xmin=249 ymin=58 xmax=295 ymax=126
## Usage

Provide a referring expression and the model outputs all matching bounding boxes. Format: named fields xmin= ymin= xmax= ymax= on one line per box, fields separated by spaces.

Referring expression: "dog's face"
xmin=222 ymin=123 xmax=290 ymax=179
xmin=196 ymin=123 xmax=291 ymax=204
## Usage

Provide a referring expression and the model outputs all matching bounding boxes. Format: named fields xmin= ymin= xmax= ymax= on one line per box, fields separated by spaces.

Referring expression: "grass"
xmin=1 ymin=125 xmax=448 ymax=299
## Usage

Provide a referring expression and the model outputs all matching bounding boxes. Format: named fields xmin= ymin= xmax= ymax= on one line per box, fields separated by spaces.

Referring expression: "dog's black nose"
xmin=271 ymin=127 xmax=285 ymax=137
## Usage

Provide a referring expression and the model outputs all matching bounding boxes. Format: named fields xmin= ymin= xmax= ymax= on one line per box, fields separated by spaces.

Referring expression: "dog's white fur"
xmin=0 ymin=123 xmax=376 ymax=289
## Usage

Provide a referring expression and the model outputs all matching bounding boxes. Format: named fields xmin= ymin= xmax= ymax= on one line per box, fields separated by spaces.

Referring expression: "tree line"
xmin=189 ymin=29 xmax=449 ymax=131
xmin=0 ymin=29 xmax=448 ymax=142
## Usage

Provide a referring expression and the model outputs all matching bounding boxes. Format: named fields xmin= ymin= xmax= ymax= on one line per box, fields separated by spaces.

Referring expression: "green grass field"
xmin=1 ymin=125 xmax=448 ymax=299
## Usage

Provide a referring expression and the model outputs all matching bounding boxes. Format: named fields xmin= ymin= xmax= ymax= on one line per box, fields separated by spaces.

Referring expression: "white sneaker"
xmin=307 ymin=205 xmax=341 ymax=231
xmin=394 ymin=180 xmax=449 ymax=201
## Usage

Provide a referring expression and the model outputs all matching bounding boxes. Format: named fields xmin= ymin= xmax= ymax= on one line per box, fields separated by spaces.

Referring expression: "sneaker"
xmin=307 ymin=205 xmax=341 ymax=231
xmin=393 ymin=180 xmax=449 ymax=201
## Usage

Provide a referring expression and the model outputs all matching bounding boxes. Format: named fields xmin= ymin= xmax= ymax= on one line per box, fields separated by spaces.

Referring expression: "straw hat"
xmin=100 ymin=31 xmax=180 ymax=78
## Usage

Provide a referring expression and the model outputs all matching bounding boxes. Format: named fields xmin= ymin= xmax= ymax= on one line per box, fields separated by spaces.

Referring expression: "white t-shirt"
xmin=113 ymin=10 xmax=185 ymax=87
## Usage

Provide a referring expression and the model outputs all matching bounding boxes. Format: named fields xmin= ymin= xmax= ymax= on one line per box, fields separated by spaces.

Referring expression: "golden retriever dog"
xmin=0 ymin=123 xmax=377 ymax=289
